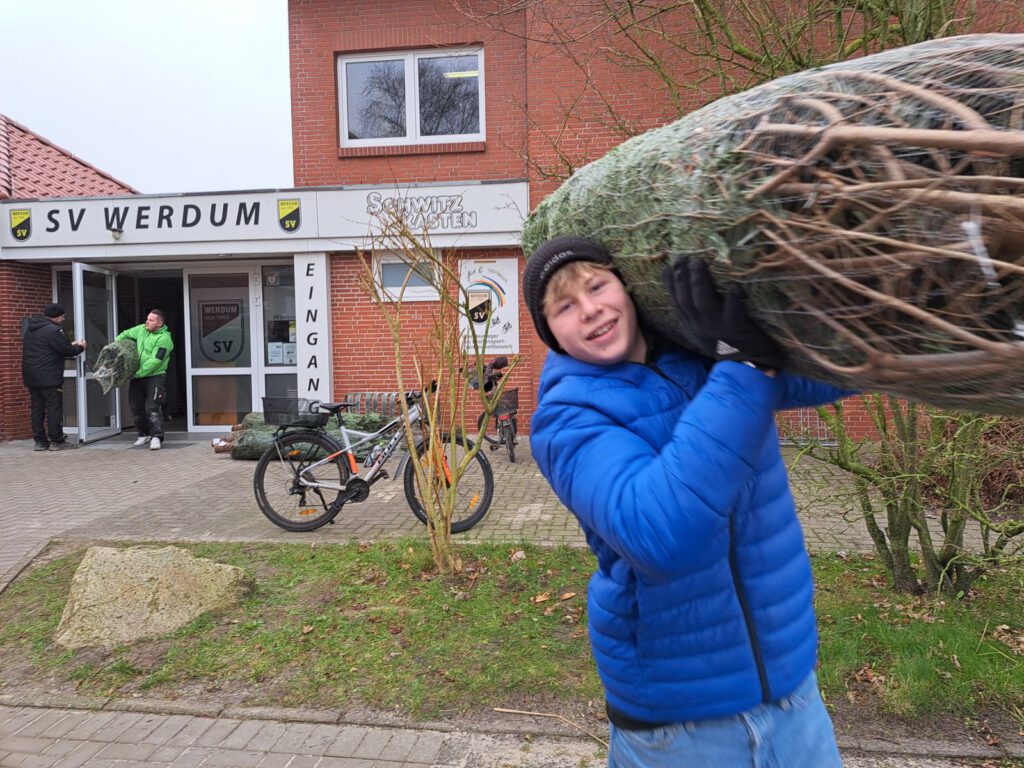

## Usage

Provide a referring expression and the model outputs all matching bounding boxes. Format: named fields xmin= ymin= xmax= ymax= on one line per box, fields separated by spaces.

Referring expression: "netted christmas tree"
xmin=521 ymin=34 xmax=1024 ymax=415
xmin=92 ymin=338 xmax=140 ymax=395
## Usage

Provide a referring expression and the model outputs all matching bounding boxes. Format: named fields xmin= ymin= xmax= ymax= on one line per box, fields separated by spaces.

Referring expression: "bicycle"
xmin=470 ymin=356 xmax=519 ymax=463
xmin=253 ymin=392 xmax=494 ymax=533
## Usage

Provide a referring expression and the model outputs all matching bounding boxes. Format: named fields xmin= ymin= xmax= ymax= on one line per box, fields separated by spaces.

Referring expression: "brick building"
xmin=6 ymin=2 xmax=951 ymax=443
xmin=0 ymin=115 xmax=137 ymax=441
xmin=286 ymin=0 xmax=874 ymax=439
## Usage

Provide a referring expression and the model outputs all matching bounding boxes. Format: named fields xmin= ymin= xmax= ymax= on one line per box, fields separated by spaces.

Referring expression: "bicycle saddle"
xmin=317 ymin=401 xmax=357 ymax=413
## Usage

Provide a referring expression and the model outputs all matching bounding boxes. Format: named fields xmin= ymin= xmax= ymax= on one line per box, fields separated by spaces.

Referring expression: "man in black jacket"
xmin=21 ymin=304 xmax=87 ymax=451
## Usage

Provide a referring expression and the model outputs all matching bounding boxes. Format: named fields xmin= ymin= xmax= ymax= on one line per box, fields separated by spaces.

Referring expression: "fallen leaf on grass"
xmin=530 ymin=593 xmax=551 ymax=604
xmin=992 ymin=624 xmax=1024 ymax=655
xmin=846 ymin=663 xmax=887 ymax=703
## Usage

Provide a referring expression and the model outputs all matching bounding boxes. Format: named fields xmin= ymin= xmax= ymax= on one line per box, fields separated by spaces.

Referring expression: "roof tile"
xmin=0 ymin=114 xmax=137 ymax=200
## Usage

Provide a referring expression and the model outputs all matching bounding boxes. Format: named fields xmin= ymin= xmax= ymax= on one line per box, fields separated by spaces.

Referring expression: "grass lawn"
xmin=0 ymin=540 xmax=1021 ymax=735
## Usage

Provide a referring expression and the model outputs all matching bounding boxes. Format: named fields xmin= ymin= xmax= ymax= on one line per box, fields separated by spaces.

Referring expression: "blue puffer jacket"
xmin=531 ymin=347 xmax=850 ymax=724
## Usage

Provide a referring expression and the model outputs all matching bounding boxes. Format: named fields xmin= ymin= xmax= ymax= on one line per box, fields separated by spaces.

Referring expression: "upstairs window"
xmin=339 ymin=48 xmax=485 ymax=148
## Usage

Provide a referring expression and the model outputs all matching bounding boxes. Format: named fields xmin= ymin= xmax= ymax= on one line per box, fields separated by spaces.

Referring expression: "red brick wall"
xmin=287 ymin=0 xmax=690 ymax=437
xmin=329 ymin=247 xmax=549 ymax=433
xmin=289 ymin=0 xmax=528 ymax=186
xmin=521 ymin=3 xmax=699 ymax=205
xmin=837 ymin=398 xmax=876 ymax=441
xmin=289 ymin=0 xmax=888 ymax=440
xmin=0 ymin=263 xmax=55 ymax=440
xmin=777 ymin=396 xmax=878 ymax=443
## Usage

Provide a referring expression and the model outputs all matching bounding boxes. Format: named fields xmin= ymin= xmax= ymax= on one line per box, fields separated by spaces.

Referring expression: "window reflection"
xmin=419 ymin=55 xmax=480 ymax=137
xmin=192 ymin=376 xmax=252 ymax=426
xmin=347 ymin=59 xmax=406 ymax=140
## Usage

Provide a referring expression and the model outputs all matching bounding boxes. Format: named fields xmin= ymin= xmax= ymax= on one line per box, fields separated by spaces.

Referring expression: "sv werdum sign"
xmin=199 ymin=301 xmax=245 ymax=363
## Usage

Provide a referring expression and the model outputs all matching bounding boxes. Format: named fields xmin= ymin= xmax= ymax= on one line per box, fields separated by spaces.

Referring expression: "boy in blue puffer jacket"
xmin=524 ymin=235 xmax=850 ymax=767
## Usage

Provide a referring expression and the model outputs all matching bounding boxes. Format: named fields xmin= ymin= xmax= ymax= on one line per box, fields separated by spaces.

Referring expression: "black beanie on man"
xmin=523 ymin=235 xmax=616 ymax=352
xmin=43 ymin=303 xmax=66 ymax=318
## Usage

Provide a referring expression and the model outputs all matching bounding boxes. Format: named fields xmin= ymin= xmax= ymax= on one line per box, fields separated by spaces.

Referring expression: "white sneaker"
xmin=149 ymin=437 xmax=162 ymax=450
xmin=133 ymin=436 xmax=151 ymax=447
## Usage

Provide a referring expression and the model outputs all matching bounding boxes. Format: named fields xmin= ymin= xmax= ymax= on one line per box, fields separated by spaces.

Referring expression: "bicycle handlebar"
xmin=469 ymin=357 xmax=510 ymax=393
xmin=405 ymin=380 xmax=437 ymax=405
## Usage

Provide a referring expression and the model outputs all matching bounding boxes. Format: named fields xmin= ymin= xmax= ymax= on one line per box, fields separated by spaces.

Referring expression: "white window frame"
xmin=375 ymin=252 xmax=440 ymax=303
xmin=338 ymin=47 xmax=485 ymax=148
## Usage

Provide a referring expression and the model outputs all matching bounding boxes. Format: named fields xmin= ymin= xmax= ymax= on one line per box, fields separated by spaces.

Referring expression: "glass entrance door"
xmin=67 ymin=263 xmax=121 ymax=443
xmin=184 ymin=269 xmax=255 ymax=431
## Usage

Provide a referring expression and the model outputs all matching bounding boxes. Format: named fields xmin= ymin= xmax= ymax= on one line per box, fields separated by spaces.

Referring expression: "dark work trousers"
xmin=129 ymin=374 xmax=166 ymax=439
xmin=28 ymin=385 xmax=66 ymax=445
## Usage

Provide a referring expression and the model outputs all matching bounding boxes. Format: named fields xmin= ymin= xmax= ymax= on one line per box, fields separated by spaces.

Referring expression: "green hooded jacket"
xmin=116 ymin=323 xmax=174 ymax=378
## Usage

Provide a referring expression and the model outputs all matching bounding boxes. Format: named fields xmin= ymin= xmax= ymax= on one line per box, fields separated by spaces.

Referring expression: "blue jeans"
xmin=607 ymin=671 xmax=842 ymax=768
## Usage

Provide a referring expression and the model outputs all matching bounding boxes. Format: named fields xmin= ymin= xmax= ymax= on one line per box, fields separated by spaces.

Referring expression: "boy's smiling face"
xmin=544 ymin=265 xmax=647 ymax=366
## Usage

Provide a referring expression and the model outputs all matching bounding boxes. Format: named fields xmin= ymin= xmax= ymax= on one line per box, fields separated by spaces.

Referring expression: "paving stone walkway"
xmin=1 ymin=433 xmax=1006 ymax=767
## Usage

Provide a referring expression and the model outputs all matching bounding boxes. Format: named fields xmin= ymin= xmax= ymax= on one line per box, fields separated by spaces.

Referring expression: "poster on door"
xmin=199 ymin=301 xmax=246 ymax=363
xmin=459 ymin=259 xmax=518 ymax=354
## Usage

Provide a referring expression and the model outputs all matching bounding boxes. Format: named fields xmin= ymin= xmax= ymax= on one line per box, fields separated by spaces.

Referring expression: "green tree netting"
xmin=228 ymin=412 xmax=392 ymax=460
xmin=521 ymin=34 xmax=1024 ymax=415
xmin=229 ymin=420 xmax=279 ymax=460
xmin=92 ymin=338 xmax=140 ymax=395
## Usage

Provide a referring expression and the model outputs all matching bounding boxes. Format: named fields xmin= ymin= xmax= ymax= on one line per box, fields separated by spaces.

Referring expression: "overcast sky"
xmin=0 ymin=0 xmax=293 ymax=195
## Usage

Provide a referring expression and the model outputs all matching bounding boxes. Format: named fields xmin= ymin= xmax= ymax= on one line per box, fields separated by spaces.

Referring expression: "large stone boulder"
xmin=54 ymin=545 xmax=254 ymax=649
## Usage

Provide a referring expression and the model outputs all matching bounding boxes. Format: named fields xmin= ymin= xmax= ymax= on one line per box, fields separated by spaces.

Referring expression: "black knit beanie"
xmin=523 ymin=235 xmax=615 ymax=352
xmin=43 ymin=303 xmax=66 ymax=318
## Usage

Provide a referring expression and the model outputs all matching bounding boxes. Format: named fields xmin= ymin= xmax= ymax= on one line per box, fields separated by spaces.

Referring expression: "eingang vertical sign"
xmin=294 ymin=253 xmax=331 ymax=401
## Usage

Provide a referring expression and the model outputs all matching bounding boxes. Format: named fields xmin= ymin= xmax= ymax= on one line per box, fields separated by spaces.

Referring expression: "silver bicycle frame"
xmin=283 ymin=402 xmax=423 ymax=492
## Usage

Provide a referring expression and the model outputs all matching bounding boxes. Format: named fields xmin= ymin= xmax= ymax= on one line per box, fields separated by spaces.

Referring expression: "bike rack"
xmin=345 ymin=391 xmax=402 ymax=418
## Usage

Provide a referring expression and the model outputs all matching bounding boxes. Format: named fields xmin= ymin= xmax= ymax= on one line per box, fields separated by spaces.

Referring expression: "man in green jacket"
xmin=116 ymin=309 xmax=174 ymax=450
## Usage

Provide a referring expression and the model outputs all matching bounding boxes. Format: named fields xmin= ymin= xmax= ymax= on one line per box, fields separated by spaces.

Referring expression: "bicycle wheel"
xmin=501 ymin=421 xmax=516 ymax=463
xmin=253 ymin=431 xmax=350 ymax=532
xmin=476 ymin=411 xmax=500 ymax=445
xmin=404 ymin=433 xmax=494 ymax=533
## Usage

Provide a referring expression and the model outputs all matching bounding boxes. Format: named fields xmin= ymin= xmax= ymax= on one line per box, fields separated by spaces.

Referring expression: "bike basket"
xmin=261 ymin=397 xmax=329 ymax=427
xmin=496 ymin=387 xmax=519 ymax=415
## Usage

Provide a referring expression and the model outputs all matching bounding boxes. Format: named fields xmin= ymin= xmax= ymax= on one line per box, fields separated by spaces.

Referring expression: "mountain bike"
xmin=470 ymin=356 xmax=518 ymax=463
xmin=253 ymin=393 xmax=494 ymax=533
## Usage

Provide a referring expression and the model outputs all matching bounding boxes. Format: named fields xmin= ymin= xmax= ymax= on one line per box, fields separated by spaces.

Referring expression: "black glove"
xmin=663 ymin=257 xmax=785 ymax=370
